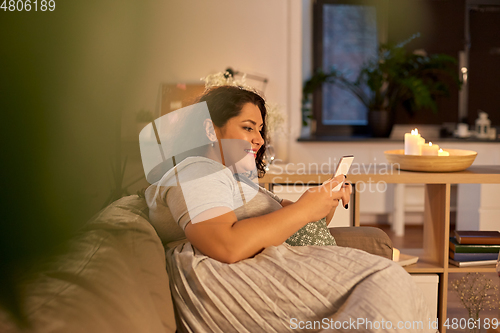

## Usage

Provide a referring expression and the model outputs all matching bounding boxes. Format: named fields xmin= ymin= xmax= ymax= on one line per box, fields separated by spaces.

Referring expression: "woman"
xmin=146 ymin=86 xmax=432 ymax=332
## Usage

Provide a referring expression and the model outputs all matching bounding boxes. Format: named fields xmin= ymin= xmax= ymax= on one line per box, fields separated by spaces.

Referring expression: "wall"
xmin=122 ymin=0 xmax=304 ymax=202
xmin=122 ymin=0 xmax=296 ymax=161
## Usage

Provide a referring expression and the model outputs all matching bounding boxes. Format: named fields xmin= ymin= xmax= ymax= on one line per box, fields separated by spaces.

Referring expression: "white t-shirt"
xmin=145 ymin=156 xmax=282 ymax=245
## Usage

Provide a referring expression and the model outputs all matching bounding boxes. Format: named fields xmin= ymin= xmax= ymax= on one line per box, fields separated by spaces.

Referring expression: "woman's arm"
xmin=184 ymin=175 xmax=350 ymax=264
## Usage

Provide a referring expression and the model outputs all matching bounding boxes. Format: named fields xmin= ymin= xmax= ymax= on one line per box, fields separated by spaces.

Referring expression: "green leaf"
xmin=301 ymin=33 xmax=460 ymax=118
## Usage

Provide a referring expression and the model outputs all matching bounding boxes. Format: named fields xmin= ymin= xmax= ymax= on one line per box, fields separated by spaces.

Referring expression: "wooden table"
xmin=260 ymin=165 xmax=500 ymax=333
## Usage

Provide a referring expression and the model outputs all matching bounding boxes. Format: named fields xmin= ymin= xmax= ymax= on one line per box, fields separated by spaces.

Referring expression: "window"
xmin=313 ymin=0 xmax=385 ymax=136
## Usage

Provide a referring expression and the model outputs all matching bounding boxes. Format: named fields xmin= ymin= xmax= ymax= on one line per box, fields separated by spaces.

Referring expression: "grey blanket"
xmin=148 ymin=157 xmax=433 ymax=332
xmin=167 ymin=242 xmax=432 ymax=333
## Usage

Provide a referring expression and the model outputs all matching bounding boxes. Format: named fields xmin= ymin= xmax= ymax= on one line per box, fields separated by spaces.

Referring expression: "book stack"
xmin=449 ymin=230 xmax=500 ymax=267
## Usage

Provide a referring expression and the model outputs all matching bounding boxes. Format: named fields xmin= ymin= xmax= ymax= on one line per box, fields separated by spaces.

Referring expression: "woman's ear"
xmin=203 ymin=119 xmax=218 ymax=143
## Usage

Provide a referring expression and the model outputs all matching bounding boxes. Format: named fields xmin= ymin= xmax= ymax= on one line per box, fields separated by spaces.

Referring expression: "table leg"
xmin=393 ymin=184 xmax=406 ymax=236
xmin=353 ymin=183 xmax=360 ymax=227
xmin=423 ymin=184 xmax=450 ymax=333
xmin=423 ymin=184 xmax=450 ymax=266
xmin=438 ymin=271 xmax=449 ymax=333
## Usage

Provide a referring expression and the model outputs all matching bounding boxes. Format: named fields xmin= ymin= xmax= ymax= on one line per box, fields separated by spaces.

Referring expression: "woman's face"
xmin=215 ymin=102 xmax=265 ymax=172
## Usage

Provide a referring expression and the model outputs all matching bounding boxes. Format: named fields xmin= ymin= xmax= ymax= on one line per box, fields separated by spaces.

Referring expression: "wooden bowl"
xmin=384 ymin=149 xmax=477 ymax=172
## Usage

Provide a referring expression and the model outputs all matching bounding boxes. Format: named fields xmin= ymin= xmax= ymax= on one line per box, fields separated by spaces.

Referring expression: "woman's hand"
xmin=295 ymin=174 xmax=348 ymax=223
xmin=325 ymin=181 xmax=352 ymax=224
xmin=337 ymin=180 xmax=352 ymax=208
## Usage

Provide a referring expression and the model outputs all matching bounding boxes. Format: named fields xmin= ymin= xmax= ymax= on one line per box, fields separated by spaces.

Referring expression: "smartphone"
xmin=331 ymin=155 xmax=354 ymax=192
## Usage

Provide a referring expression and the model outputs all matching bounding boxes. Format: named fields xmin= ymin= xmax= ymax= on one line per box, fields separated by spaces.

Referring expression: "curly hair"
xmin=194 ymin=85 xmax=268 ymax=177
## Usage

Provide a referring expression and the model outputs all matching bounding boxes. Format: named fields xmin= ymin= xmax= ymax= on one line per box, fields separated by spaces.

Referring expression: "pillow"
xmin=329 ymin=227 xmax=393 ymax=259
xmin=285 ymin=217 xmax=337 ymax=246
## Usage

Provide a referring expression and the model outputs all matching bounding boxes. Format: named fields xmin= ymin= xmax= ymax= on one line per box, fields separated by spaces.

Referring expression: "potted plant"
xmin=303 ymin=34 xmax=461 ymax=137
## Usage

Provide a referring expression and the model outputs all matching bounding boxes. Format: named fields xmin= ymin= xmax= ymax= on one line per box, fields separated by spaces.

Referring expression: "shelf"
xmin=404 ymin=261 xmax=445 ymax=273
xmin=401 ymin=249 xmax=445 ymax=273
xmin=448 ymin=264 xmax=497 ymax=273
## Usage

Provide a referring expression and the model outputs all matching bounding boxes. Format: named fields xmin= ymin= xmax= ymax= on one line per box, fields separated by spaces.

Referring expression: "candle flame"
xmin=439 ymin=148 xmax=443 ymax=152
xmin=411 ymin=128 xmax=419 ymax=135
xmin=429 ymin=142 xmax=433 ymax=146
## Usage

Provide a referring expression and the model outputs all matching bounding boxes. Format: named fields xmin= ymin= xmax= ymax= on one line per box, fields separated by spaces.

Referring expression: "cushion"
xmin=0 ymin=195 xmax=176 ymax=333
xmin=285 ymin=217 xmax=337 ymax=246
xmin=329 ymin=227 xmax=393 ymax=259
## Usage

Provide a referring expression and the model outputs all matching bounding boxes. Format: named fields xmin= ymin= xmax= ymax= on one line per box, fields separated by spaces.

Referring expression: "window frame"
xmin=312 ymin=0 xmax=388 ymax=137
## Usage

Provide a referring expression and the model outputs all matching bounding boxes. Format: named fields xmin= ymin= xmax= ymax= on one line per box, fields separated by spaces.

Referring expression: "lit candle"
xmin=438 ymin=148 xmax=449 ymax=156
xmin=392 ymin=248 xmax=400 ymax=262
xmin=421 ymin=142 xmax=439 ymax=156
xmin=404 ymin=128 xmax=423 ymax=155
